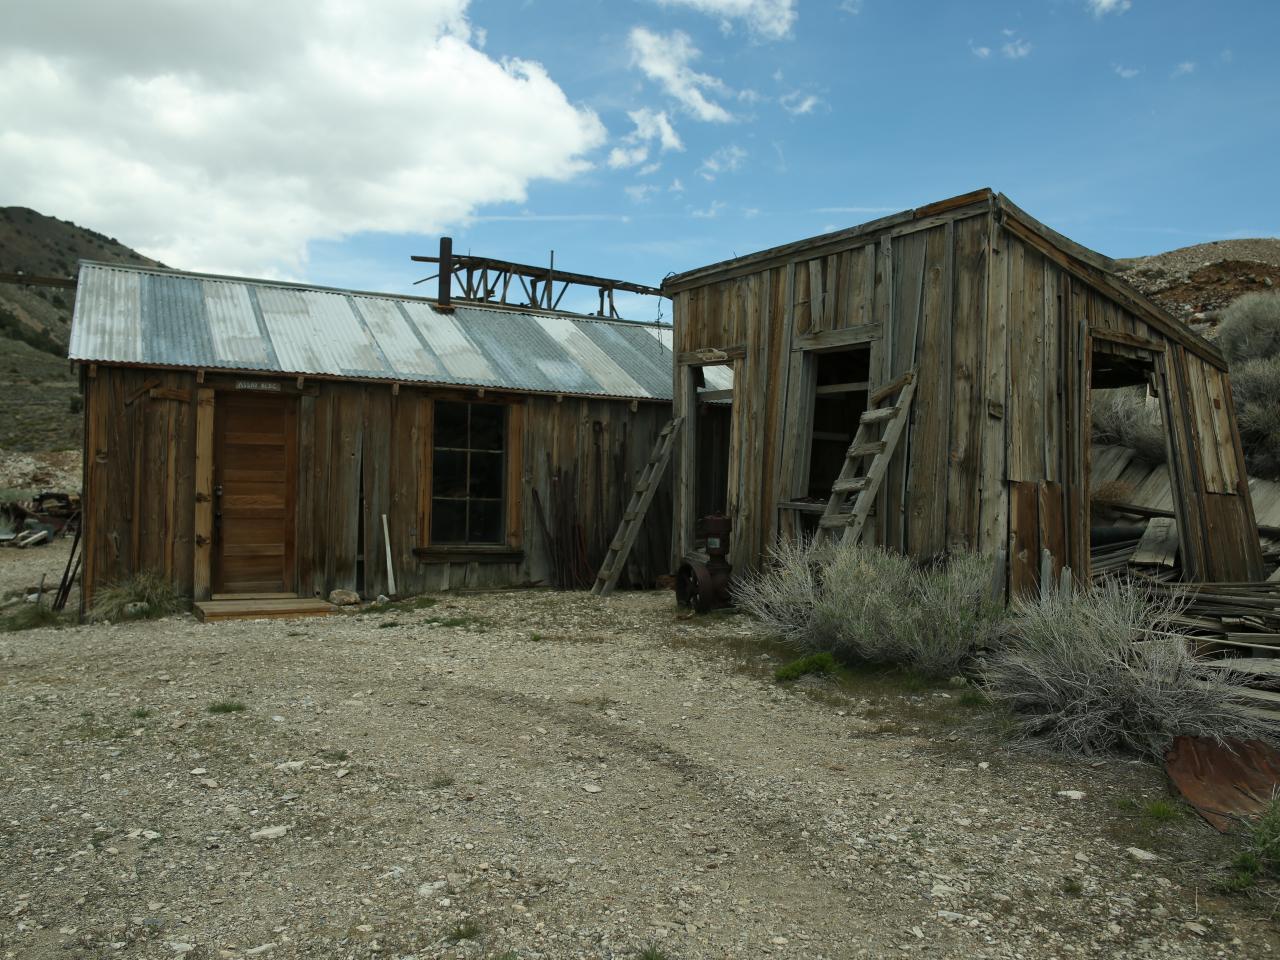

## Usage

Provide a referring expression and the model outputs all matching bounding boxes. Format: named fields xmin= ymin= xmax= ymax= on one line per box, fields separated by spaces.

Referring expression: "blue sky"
xmin=4 ymin=1 xmax=1277 ymax=321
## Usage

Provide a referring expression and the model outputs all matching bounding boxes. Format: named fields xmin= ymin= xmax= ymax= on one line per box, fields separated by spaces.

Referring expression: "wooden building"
xmin=663 ymin=189 xmax=1264 ymax=593
xmin=70 ymin=261 xmax=681 ymax=612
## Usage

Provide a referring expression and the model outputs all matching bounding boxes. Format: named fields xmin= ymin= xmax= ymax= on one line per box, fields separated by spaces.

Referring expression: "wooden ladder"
xmin=591 ymin=417 xmax=685 ymax=597
xmin=817 ymin=370 xmax=917 ymax=546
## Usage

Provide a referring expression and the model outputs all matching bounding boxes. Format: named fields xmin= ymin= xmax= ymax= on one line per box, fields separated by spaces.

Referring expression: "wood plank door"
xmin=213 ymin=392 xmax=298 ymax=595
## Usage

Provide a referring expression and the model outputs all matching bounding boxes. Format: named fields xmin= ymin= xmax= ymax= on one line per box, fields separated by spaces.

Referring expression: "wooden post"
xmin=193 ymin=387 xmax=215 ymax=600
xmin=381 ymin=513 xmax=396 ymax=597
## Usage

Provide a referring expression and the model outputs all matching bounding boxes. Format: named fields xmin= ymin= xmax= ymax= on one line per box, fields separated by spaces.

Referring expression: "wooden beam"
xmin=193 ymin=388 xmax=215 ymax=601
xmin=793 ymin=324 xmax=883 ymax=353
xmin=1088 ymin=326 xmax=1165 ymax=352
xmin=676 ymin=345 xmax=747 ymax=365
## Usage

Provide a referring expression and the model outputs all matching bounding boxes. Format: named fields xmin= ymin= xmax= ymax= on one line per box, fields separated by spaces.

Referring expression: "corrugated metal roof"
xmin=69 ymin=261 xmax=680 ymax=402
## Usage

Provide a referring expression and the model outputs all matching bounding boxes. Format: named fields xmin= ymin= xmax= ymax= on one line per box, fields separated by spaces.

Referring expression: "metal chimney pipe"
xmin=438 ymin=236 xmax=453 ymax=309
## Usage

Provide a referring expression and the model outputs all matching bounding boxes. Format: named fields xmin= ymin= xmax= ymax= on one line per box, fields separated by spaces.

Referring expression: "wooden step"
xmin=847 ymin=440 xmax=886 ymax=458
xmin=831 ymin=476 xmax=869 ymax=495
xmin=859 ymin=407 xmax=898 ymax=425
xmin=819 ymin=513 xmax=853 ymax=529
xmin=194 ymin=597 xmax=340 ymax=622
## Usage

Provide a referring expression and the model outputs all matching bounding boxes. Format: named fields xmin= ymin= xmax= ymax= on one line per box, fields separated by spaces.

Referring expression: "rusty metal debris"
xmin=1164 ymin=735 xmax=1280 ymax=832
xmin=1 ymin=491 xmax=80 ymax=548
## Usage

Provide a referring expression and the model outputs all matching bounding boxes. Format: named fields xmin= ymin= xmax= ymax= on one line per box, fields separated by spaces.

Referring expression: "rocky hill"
xmin=0 ymin=206 xmax=163 ymax=353
xmin=1114 ymin=238 xmax=1280 ymax=333
xmin=0 ymin=209 xmax=163 ymax=459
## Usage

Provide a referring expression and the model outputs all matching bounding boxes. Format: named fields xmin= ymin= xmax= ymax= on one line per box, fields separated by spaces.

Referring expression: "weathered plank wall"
xmin=667 ymin=196 xmax=1263 ymax=588
xmin=82 ymin=368 xmax=672 ymax=610
xmin=672 ymin=208 xmax=999 ymax=573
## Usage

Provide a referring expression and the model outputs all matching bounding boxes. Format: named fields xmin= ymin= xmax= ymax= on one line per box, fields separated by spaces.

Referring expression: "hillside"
xmin=1114 ymin=238 xmax=1280 ymax=331
xmin=0 ymin=208 xmax=163 ymax=463
xmin=0 ymin=206 xmax=164 ymax=351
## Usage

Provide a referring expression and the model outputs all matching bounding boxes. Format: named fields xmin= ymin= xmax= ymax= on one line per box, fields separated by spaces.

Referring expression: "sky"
xmin=2 ymin=0 xmax=1277 ymax=321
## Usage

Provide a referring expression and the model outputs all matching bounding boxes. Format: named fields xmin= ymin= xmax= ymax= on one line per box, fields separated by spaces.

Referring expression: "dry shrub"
xmin=903 ymin=553 xmax=1005 ymax=676
xmin=92 ymin=571 xmax=186 ymax=622
xmin=982 ymin=579 xmax=1273 ymax=759
xmin=1218 ymin=292 xmax=1280 ymax=364
xmin=733 ymin=540 xmax=1002 ymax=677
xmin=1230 ymin=355 xmax=1280 ymax=481
xmin=1091 ymin=388 xmax=1168 ymax=465
xmin=730 ymin=536 xmax=836 ymax=648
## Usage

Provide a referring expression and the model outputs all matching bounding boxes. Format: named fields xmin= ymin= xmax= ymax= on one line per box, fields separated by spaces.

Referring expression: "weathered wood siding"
xmin=82 ymin=368 xmax=672 ymax=610
xmin=668 ymin=196 xmax=1263 ymax=588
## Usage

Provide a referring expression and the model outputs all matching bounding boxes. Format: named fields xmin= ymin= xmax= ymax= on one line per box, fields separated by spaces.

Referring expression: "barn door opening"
xmin=212 ymin=392 xmax=298 ymax=596
xmin=1087 ymin=339 xmax=1182 ymax=579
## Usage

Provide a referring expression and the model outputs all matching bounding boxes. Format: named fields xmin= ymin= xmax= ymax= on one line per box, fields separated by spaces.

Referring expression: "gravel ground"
xmin=2 ymin=582 xmax=1278 ymax=960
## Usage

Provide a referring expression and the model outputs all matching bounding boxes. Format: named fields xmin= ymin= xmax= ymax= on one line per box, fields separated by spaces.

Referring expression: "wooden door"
xmin=213 ymin=392 xmax=297 ymax=595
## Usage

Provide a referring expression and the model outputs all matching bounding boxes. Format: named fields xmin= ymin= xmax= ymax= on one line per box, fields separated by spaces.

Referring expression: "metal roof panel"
xmin=68 ymin=261 xmax=677 ymax=401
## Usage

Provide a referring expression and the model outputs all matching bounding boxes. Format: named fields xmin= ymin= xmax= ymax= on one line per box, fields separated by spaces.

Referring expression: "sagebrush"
xmin=1218 ymin=292 xmax=1280 ymax=365
xmin=1091 ymin=387 xmax=1168 ymax=465
xmin=733 ymin=539 xmax=1002 ymax=677
xmin=982 ymin=578 xmax=1273 ymax=759
xmin=1229 ymin=355 xmax=1280 ymax=480
xmin=91 ymin=571 xmax=186 ymax=622
xmin=1220 ymin=292 xmax=1280 ymax=480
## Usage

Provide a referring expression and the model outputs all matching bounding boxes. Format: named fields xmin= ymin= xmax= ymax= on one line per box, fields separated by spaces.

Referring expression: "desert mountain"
xmin=0 ymin=206 xmax=163 ymax=355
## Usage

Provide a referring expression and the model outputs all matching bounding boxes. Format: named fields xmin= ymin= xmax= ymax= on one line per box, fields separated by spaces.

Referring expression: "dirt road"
xmin=1 ymin=589 xmax=1275 ymax=959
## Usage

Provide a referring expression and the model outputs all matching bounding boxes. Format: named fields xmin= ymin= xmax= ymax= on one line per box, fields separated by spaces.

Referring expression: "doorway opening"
xmin=1087 ymin=342 xmax=1180 ymax=577
xmin=693 ymin=363 xmax=734 ymax=542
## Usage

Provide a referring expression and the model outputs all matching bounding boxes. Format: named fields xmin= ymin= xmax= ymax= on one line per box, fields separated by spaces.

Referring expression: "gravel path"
xmin=2 ymin=589 xmax=1277 ymax=959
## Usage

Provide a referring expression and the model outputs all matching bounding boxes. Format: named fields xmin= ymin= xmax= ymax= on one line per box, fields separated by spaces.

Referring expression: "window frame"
xmin=419 ymin=393 xmax=524 ymax=556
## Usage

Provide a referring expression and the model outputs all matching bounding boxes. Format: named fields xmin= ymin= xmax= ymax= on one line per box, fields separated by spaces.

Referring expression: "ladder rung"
xmin=847 ymin=440 xmax=885 ymax=458
xmin=860 ymin=407 xmax=897 ymax=424
xmin=832 ymin=477 xmax=869 ymax=495
xmin=819 ymin=514 xmax=852 ymax=529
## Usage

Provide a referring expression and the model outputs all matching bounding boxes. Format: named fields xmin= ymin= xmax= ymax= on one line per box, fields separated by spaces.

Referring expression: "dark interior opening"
xmin=694 ymin=365 xmax=733 ymax=521
xmin=806 ymin=348 xmax=871 ymax=499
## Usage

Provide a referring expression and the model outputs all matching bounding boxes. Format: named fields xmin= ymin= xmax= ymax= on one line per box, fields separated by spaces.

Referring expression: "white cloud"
xmin=1114 ymin=64 xmax=1140 ymax=79
xmin=625 ymin=184 xmax=661 ymax=204
xmin=691 ymin=200 xmax=727 ymax=219
xmin=670 ymin=178 xmax=686 ymax=194
xmin=1172 ymin=60 xmax=1197 ymax=77
xmin=780 ymin=91 xmax=821 ymax=115
xmin=650 ymin=0 xmax=797 ymax=39
xmin=628 ymin=27 xmax=733 ymax=123
xmin=839 ymin=0 xmax=864 ymax=14
xmin=607 ymin=107 xmax=683 ymax=169
xmin=0 ymin=1 xmax=605 ymax=278
xmin=1088 ymin=0 xmax=1131 ymax=15
xmin=970 ymin=43 xmax=992 ymax=59
xmin=699 ymin=144 xmax=747 ymax=180
xmin=1002 ymin=34 xmax=1032 ymax=59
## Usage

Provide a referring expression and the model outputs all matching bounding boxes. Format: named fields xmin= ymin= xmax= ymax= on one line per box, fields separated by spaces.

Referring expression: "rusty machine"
xmin=675 ymin=514 xmax=734 ymax=612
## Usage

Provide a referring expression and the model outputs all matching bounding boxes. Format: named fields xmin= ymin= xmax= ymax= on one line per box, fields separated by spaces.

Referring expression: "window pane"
xmin=435 ymin=401 xmax=468 ymax=448
xmin=468 ymin=499 xmax=503 ymax=544
xmin=433 ymin=450 xmax=467 ymax=498
xmin=431 ymin=499 xmax=467 ymax=543
xmin=469 ymin=451 xmax=503 ymax=499
xmin=470 ymin=404 xmax=505 ymax=451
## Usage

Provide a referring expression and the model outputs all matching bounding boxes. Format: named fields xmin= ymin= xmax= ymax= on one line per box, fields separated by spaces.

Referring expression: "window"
xmin=430 ymin=401 xmax=506 ymax=545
